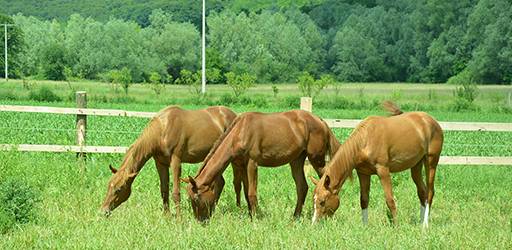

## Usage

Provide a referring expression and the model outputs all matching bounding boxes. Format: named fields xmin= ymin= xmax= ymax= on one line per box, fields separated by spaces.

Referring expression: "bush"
xmin=0 ymin=178 xmax=40 ymax=233
xmin=149 ymin=71 xmax=165 ymax=96
xmin=225 ymin=72 xmax=256 ymax=97
xmin=447 ymin=69 xmax=473 ymax=85
xmin=29 ymin=86 xmax=62 ymax=102
xmin=111 ymin=67 xmax=132 ymax=95
xmin=41 ymin=43 xmax=67 ymax=81
xmin=450 ymin=81 xmax=479 ymax=111
xmin=297 ymin=72 xmax=332 ymax=98
xmin=176 ymin=69 xmax=202 ymax=98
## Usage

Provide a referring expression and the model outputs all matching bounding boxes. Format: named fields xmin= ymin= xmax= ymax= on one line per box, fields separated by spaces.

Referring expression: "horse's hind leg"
xmin=155 ymin=157 xmax=170 ymax=214
xmin=357 ymin=170 xmax=371 ymax=225
xmin=423 ymin=153 xmax=440 ymax=228
xmin=290 ymin=153 xmax=308 ymax=218
xmin=232 ymin=158 xmax=245 ymax=207
xmin=247 ymin=159 xmax=258 ymax=218
xmin=376 ymin=165 xmax=397 ymax=225
xmin=170 ymin=154 xmax=182 ymax=217
xmin=411 ymin=159 xmax=427 ymax=223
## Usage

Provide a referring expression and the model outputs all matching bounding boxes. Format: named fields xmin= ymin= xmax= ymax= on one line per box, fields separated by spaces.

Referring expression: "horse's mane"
xmin=382 ymin=100 xmax=403 ymax=116
xmin=327 ymin=118 xmax=371 ymax=183
xmin=194 ymin=115 xmax=243 ymax=178
xmin=121 ymin=117 xmax=161 ymax=174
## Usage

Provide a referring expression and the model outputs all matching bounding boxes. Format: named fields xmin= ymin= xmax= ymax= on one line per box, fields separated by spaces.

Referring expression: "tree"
xmin=331 ymin=25 xmax=385 ymax=82
xmin=0 ymin=14 xmax=24 ymax=78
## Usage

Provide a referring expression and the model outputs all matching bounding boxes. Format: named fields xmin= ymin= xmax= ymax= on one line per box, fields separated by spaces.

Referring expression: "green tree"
xmin=331 ymin=25 xmax=385 ymax=82
xmin=225 ymin=71 xmax=256 ymax=97
xmin=0 ymin=14 xmax=25 ymax=78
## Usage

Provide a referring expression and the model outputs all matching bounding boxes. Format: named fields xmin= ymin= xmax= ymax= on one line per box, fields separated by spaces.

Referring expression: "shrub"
xmin=272 ymin=85 xmax=279 ymax=98
xmin=29 ymin=86 xmax=62 ymax=102
xmin=297 ymin=72 xmax=332 ymax=98
xmin=0 ymin=178 xmax=40 ymax=233
xmin=225 ymin=72 xmax=256 ymax=97
xmin=149 ymin=71 xmax=165 ymax=96
xmin=41 ymin=43 xmax=67 ymax=81
xmin=450 ymin=81 xmax=479 ymax=111
xmin=447 ymin=69 xmax=473 ymax=85
xmin=176 ymin=69 xmax=202 ymax=98
xmin=111 ymin=67 xmax=132 ymax=95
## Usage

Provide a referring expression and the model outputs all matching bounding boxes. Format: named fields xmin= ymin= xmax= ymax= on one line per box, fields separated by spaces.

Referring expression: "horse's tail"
xmin=317 ymin=118 xmax=340 ymax=161
xmin=326 ymin=123 xmax=341 ymax=160
xmin=196 ymin=115 xmax=243 ymax=177
xmin=382 ymin=100 xmax=403 ymax=116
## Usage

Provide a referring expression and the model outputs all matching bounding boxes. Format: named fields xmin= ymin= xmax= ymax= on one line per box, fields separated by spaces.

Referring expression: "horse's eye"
xmin=320 ymin=200 xmax=325 ymax=206
xmin=114 ymin=188 xmax=121 ymax=194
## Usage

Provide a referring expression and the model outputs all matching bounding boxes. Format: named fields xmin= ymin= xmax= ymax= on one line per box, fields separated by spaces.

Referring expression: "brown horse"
xmin=100 ymin=106 xmax=242 ymax=217
xmin=183 ymin=110 xmax=340 ymax=221
xmin=311 ymin=101 xmax=443 ymax=227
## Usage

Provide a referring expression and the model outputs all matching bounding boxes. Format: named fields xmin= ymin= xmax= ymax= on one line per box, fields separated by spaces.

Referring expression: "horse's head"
xmin=182 ymin=176 xmax=223 ymax=222
xmin=100 ymin=164 xmax=137 ymax=217
xmin=311 ymin=174 xmax=339 ymax=223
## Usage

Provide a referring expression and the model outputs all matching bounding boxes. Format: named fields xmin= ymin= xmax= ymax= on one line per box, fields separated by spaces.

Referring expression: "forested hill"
xmin=1 ymin=0 xmax=511 ymax=84
xmin=0 ymin=0 xmax=323 ymax=27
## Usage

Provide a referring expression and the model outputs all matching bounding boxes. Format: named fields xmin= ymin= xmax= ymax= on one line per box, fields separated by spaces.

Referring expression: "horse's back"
xmin=156 ymin=106 xmax=234 ymax=162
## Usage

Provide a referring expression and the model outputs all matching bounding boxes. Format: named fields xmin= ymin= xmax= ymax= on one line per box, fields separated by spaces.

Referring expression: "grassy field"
xmin=0 ymin=80 xmax=511 ymax=248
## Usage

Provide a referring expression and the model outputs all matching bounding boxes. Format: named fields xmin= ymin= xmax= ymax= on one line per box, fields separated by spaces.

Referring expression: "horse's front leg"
xmin=247 ymin=159 xmax=258 ymax=218
xmin=170 ymin=154 xmax=182 ymax=217
xmin=376 ymin=165 xmax=397 ymax=224
xmin=155 ymin=158 xmax=170 ymax=214
xmin=290 ymin=154 xmax=307 ymax=218
xmin=357 ymin=170 xmax=371 ymax=225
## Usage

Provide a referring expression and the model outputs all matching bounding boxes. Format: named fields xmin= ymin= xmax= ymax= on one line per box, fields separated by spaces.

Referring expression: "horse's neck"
xmin=196 ymin=138 xmax=234 ymax=189
xmin=121 ymin=138 xmax=154 ymax=175
xmin=328 ymin=133 xmax=364 ymax=191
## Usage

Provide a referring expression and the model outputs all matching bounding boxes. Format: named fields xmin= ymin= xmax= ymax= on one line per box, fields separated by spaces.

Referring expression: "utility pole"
xmin=2 ymin=23 xmax=14 ymax=82
xmin=201 ymin=0 xmax=206 ymax=94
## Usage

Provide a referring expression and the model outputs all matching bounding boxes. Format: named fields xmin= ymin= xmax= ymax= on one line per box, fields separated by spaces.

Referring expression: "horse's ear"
xmin=309 ymin=176 xmax=319 ymax=185
xmin=109 ymin=164 xmax=118 ymax=174
xmin=324 ymin=175 xmax=331 ymax=189
xmin=188 ymin=176 xmax=198 ymax=193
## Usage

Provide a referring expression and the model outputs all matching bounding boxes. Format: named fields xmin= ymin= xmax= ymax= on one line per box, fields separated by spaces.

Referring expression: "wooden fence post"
xmin=300 ymin=97 xmax=312 ymax=112
xmin=76 ymin=91 xmax=87 ymax=159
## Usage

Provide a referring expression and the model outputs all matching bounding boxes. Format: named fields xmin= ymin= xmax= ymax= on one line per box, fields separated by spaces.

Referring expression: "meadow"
xmin=0 ymin=80 xmax=511 ymax=248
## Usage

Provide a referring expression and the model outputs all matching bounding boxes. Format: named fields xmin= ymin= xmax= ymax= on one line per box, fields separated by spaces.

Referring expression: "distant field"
xmin=0 ymin=80 xmax=511 ymax=248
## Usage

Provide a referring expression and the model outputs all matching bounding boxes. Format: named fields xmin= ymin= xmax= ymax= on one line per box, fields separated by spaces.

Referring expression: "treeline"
xmin=1 ymin=0 xmax=512 ymax=84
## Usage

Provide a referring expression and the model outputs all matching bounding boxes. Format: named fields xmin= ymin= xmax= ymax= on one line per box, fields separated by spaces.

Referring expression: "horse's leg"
xmin=357 ymin=170 xmax=371 ymax=225
xmin=155 ymin=157 xmax=170 ymax=214
xmin=290 ymin=153 xmax=308 ymax=218
xmin=424 ymin=153 xmax=440 ymax=228
xmin=376 ymin=165 xmax=397 ymax=224
xmin=232 ymin=158 xmax=244 ymax=207
xmin=170 ymin=154 xmax=182 ymax=217
xmin=410 ymin=159 xmax=427 ymax=223
xmin=240 ymin=159 xmax=250 ymax=210
xmin=247 ymin=158 xmax=258 ymax=218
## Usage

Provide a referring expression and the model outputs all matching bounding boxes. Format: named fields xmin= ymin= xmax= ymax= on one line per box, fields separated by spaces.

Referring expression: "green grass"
xmin=0 ymin=153 xmax=510 ymax=248
xmin=0 ymin=80 xmax=511 ymax=248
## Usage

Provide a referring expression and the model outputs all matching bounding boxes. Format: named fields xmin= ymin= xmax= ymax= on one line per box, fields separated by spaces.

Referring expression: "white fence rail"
xmin=1 ymin=93 xmax=511 ymax=166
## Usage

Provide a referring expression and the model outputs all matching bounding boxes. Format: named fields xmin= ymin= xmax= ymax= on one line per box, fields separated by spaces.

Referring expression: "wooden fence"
xmin=0 ymin=93 xmax=511 ymax=165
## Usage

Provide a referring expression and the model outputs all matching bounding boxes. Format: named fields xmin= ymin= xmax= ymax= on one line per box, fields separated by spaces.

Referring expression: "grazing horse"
xmin=100 ymin=106 xmax=242 ymax=217
xmin=183 ymin=110 xmax=340 ymax=221
xmin=311 ymin=101 xmax=443 ymax=227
